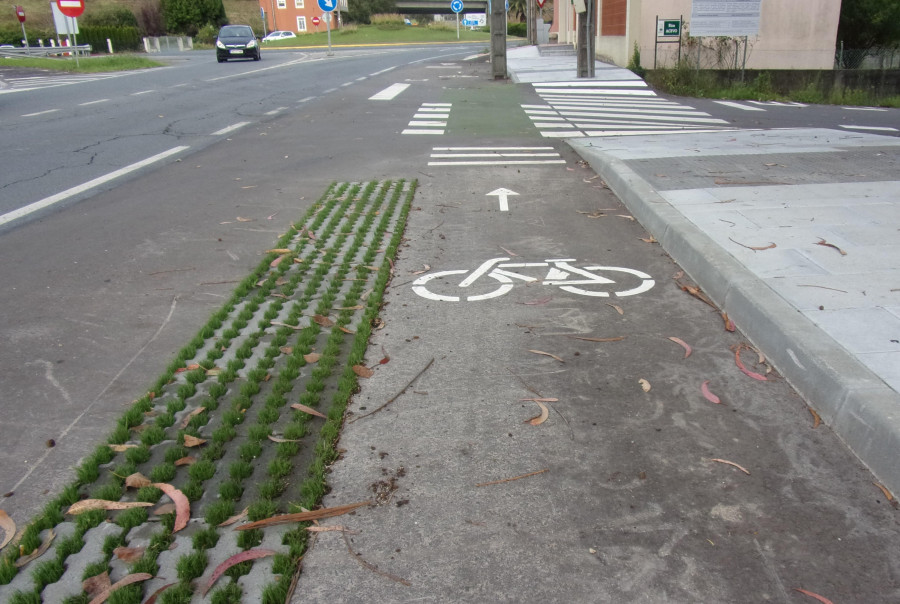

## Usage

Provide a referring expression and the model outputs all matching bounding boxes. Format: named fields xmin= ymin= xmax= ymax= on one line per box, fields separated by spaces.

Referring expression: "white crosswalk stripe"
xmin=403 ymin=102 xmax=451 ymax=135
xmin=0 ymin=72 xmax=130 ymax=94
xmin=428 ymin=146 xmax=566 ymax=166
xmin=526 ymin=80 xmax=732 ymax=138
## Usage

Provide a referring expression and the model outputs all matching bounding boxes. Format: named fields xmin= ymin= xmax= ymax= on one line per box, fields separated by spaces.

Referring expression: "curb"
xmin=569 ymin=139 xmax=900 ymax=496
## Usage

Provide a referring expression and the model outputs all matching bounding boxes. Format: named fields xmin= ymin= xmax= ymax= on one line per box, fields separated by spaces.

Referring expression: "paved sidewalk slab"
xmin=570 ymin=128 xmax=900 ymax=494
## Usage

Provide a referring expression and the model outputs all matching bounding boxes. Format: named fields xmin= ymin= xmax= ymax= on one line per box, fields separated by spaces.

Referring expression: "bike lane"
xmin=296 ymin=67 xmax=900 ymax=601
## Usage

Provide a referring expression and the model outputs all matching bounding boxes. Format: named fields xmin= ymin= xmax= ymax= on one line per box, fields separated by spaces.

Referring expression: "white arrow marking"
xmin=486 ymin=188 xmax=519 ymax=212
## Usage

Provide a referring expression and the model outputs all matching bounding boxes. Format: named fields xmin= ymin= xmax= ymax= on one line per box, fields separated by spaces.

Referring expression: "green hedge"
xmin=78 ymin=25 xmax=142 ymax=53
xmin=507 ymin=22 xmax=526 ymax=37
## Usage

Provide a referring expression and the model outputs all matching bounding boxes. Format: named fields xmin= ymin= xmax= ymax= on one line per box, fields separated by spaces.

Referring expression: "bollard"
xmin=107 ymin=38 xmax=113 ymax=53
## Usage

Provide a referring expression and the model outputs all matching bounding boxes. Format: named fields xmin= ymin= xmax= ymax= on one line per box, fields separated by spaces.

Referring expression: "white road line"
xmin=535 ymin=88 xmax=657 ymax=96
xmin=431 ymin=152 xmax=562 ymax=158
xmin=540 ymin=131 xmax=586 ymax=138
xmin=403 ymin=129 xmax=445 ymax=135
xmin=369 ymin=66 xmax=396 ymax=76
xmin=582 ymin=128 xmax=736 ymax=137
xmin=429 ymin=159 xmax=567 ymax=165
xmin=323 ymin=87 xmax=338 ymax=93
xmin=535 ymin=80 xmax=646 ymax=88
xmin=130 ymin=90 xmax=155 ymax=96
xmin=414 ymin=113 xmax=449 ymax=119
xmin=555 ymin=111 xmax=728 ymax=124
xmin=749 ymin=100 xmax=806 ymax=107
xmin=534 ymin=123 xmax=576 ymax=129
xmin=713 ymin=100 xmax=766 ymax=111
xmin=843 ymin=106 xmax=887 ymax=111
xmin=22 ymin=109 xmax=59 ymax=117
xmin=298 ymin=96 xmax=315 ymax=103
xmin=422 ymin=102 xmax=452 ymax=107
xmin=212 ymin=122 xmax=250 ymax=136
xmin=369 ymin=83 xmax=410 ymax=100
xmin=409 ymin=120 xmax=447 ymax=127
xmin=839 ymin=125 xmax=899 ymax=132
xmin=0 ymin=146 xmax=189 ymax=228
xmin=341 ymin=81 xmax=354 ymax=87
xmin=356 ymin=76 xmax=367 ymax=81
xmin=79 ymin=99 xmax=110 ymax=106
xmin=552 ymin=105 xmax=714 ymax=117
xmin=434 ymin=147 xmax=557 ymax=151
xmin=265 ymin=107 xmax=287 ymax=115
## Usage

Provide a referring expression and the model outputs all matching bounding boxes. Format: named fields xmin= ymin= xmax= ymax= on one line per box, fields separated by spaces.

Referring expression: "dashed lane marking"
xmin=713 ymin=100 xmax=766 ymax=111
xmin=428 ymin=146 xmax=566 ymax=166
xmin=369 ymin=83 xmax=410 ymax=100
xmin=211 ymin=122 xmax=250 ymax=136
xmin=839 ymin=125 xmax=899 ymax=132
xmin=403 ymin=102 xmax=450 ymax=135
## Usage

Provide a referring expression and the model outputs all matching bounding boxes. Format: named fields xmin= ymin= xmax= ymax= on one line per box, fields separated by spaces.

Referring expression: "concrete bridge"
xmin=396 ymin=0 xmax=489 ymax=14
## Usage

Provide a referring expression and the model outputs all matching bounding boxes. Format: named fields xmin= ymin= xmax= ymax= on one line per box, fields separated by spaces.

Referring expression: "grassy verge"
xmin=0 ymin=180 xmax=415 ymax=604
xmin=0 ymin=55 xmax=162 ymax=73
xmin=646 ymin=64 xmax=900 ymax=108
xmin=262 ymin=23 xmax=491 ymax=47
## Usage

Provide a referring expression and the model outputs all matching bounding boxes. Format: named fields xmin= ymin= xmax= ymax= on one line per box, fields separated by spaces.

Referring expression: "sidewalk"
xmin=507 ymin=44 xmax=900 ymax=495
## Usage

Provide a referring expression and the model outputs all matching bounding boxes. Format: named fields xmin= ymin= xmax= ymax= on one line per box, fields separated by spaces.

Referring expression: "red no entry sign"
xmin=57 ymin=0 xmax=85 ymax=18
xmin=312 ymin=16 xmax=320 ymax=25
xmin=15 ymin=6 xmax=26 ymax=22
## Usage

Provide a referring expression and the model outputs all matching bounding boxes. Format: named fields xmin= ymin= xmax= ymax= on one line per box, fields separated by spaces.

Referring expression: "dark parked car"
xmin=216 ymin=25 xmax=260 ymax=62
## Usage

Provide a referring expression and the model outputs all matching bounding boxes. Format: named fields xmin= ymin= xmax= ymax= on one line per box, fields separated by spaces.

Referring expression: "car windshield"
xmin=220 ymin=26 xmax=252 ymax=37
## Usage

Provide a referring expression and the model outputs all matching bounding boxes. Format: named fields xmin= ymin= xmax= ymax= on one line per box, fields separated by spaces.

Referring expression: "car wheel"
xmin=218 ymin=57 xmax=226 ymax=63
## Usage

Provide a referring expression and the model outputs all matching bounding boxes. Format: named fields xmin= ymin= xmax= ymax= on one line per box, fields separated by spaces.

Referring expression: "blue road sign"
xmin=451 ymin=0 xmax=464 ymax=13
xmin=318 ymin=0 xmax=337 ymax=12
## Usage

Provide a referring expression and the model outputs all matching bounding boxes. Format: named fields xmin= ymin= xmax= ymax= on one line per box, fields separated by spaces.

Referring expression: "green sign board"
xmin=663 ymin=20 xmax=680 ymax=36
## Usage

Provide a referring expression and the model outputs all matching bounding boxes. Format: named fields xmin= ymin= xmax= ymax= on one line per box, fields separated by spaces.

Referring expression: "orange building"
xmin=259 ymin=0 xmax=348 ymax=34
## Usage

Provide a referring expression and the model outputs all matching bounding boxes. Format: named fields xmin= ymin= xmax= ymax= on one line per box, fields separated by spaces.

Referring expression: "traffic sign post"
xmin=56 ymin=0 xmax=85 ymax=66
xmin=312 ymin=15 xmax=320 ymax=31
xmin=451 ymin=0 xmax=463 ymax=40
xmin=317 ymin=0 xmax=336 ymax=56
xmin=14 ymin=6 xmax=30 ymax=54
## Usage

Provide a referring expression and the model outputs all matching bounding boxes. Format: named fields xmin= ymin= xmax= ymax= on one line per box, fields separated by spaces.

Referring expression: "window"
xmin=295 ymin=0 xmax=304 ymax=7
xmin=297 ymin=16 xmax=307 ymax=31
xmin=277 ymin=0 xmax=286 ymax=8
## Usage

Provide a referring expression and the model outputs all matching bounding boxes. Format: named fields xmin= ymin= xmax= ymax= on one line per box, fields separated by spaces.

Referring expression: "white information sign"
xmin=51 ymin=2 xmax=79 ymax=35
xmin=689 ymin=0 xmax=760 ymax=37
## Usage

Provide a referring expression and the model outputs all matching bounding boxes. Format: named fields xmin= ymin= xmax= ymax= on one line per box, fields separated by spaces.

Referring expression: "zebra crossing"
xmin=427 ymin=146 xmax=566 ymax=167
xmin=402 ymin=102 xmax=452 ymax=135
xmin=524 ymin=80 xmax=732 ymax=138
xmin=0 ymin=72 xmax=130 ymax=94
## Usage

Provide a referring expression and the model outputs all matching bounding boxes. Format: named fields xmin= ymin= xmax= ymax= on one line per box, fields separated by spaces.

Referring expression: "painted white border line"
xmin=839 ymin=125 xmax=898 ymax=132
xmin=212 ymin=122 xmax=250 ymax=136
xmin=0 ymin=146 xmax=190 ymax=228
xmin=713 ymin=100 xmax=765 ymax=111
xmin=428 ymin=159 xmax=567 ymax=166
xmin=370 ymin=83 xmax=410 ymax=100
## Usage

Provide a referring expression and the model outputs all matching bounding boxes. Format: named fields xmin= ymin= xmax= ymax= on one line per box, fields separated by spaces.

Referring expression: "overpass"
xmin=396 ymin=0 xmax=489 ymax=14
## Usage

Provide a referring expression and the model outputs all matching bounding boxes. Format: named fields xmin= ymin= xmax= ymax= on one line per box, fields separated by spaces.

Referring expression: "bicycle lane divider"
xmin=0 ymin=146 xmax=189 ymax=228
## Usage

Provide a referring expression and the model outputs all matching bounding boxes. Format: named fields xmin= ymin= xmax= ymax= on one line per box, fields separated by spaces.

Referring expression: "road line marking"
xmin=265 ymin=107 xmax=287 ymax=115
xmin=433 ymin=146 xmax=556 ymax=151
xmin=323 ymin=87 xmax=338 ymax=93
xmin=713 ymin=100 xmax=766 ymax=111
xmin=341 ymin=81 xmax=354 ymax=87
xmin=298 ymin=96 xmax=315 ymax=103
xmin=79 ymin=98 xmax=110 ymax=106
xmin=414 ymin=113 xmax=449 ymax=119
xmin=582 ymin=128 xmax=736 ymax=137
xmin=403 ymin=129 xmax=445 ymax=135
xmin=356 ymin=76 xmax=367 ymax=81
xmin=431 ymin=152 xmax=562 ymax=158
xmin=130 ymin=89 xmax=155 ymax=96
xmin=422 ymin=102 xmax=452 ymax=107
xmin=535 ymin=80 xmax=647 ymax=88
xmin=533 ymin=88 xmax=657 ymax=96
xmin=22 ymin=109 xmax=59 ymax=117
xmin=409 ymin=120 xmax=447 ymax=127
xmin=428 ymin=159 xmax=567 ymax=165
xmin=839 ymin=125 xmax=898 ymax=132
xmin=369 ymin=66 xmax=396 ymax=76
xmin=0 ymin=146 xmax=189 ymax=228
xmin=843 ymin=106 xmax=887 ymax=111
xmin=369 ymin=83 xmax=410 ymax=100
xmin=212 ymin=122 xmax=250 ymax=136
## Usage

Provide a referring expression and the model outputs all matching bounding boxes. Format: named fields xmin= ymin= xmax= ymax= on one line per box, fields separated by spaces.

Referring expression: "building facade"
xmin=552 ymin=0 xmax=842 ymax=70
xmin=259 ymin=0 xmax=348 ymax=34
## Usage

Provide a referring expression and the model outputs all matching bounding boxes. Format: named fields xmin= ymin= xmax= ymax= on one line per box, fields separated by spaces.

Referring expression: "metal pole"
xmin=654 ymin=15 xmax=658 ymax=69
xmin=326 ymin=12 xmax=332 ymax=55
xmin=456 ymin=12 xmax=459 ymax=40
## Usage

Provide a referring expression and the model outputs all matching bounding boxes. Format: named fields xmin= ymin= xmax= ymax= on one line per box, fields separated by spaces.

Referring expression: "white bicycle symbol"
xmin=411 ymin=257 xmax=655 ymax=302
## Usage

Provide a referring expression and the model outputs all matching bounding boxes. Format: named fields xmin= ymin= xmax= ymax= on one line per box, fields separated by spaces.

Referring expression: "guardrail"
xmin=0 ymin=45 xmax=91 ymax=58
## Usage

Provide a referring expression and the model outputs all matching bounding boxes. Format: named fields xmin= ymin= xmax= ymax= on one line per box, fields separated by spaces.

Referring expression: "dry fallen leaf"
xmin=68 ymin=500 xmax=154 ymax=515
xmin=722 ymin=312 xmax=736 ymax=332
xmin=668 ymin=337 xmax=692 ymax=358
xmin=616 ymin=214 xmax=635 ymax=221
xmin=339 ymin=326 xmax=355 ymax=334
xmin=519 ymin=397 xmax=559 ymax=403
xmin=639 ymin=378 xmax=651 ymax=392
xmin=14 ymin=529 xmax=55 ymax=567
xmin=291 ymin=403 xmax=327 ymax=418
xmin=82 ymin=571 xmax=111 ymax=598
xmin=567 ymin=335 xmax=626 ymax=343
xmin=814 ymin=238 xmax=847 ymax=256
xmin=729 ymin=237 xmax=776 ymax=251
xmin=525 ymin=401 xmax=550 ymax=426
xmin=701 ymin=381 xmax=721 ymax=404
xmin=267 ymin=435 xmax=302 ymax=443
xmin=174 ymin=456 xmax=196 ymax=467
xmin=151 ymin=483 xmax=189 ymax=533
xmin=710 ymin=458 xmax=750 ymax=475
xmin=218 ymin=507 xmax=249 ymax=527
xmin=108 ymin=444 xmax=138 ymax=452
xmin=234 ymin=501 xmax=370 ymax=531
xmin=353 ymin=365 xmax=374 ymax=378
xmin=793 ymin=588 xmax=835 ymax=604
xmin=874 ymin=482 xmax=898 ymax=508
xmin=606 ymin=303 xmax=624 ymax=315
xmin=183 ymin=434 xmax=207 ymax=448
xmin=113 ymin=546 xmax=145 ymax=563
xmin=178 ymin=407 xmax=206 ymax=430
xmin=142 ymin=583 xmax=176 ymax=604
xmin=203 ymin=549 xmax=276 ymax=595
xmin=304 ymin=353 xmax=321 ymax=364
xmin=0 ymin=509 xmax=15 ymax=552
xmin=266 ymin=248 xmax=292 ymax=254
xmin=153 ymin=503 xmax=176 ymax=516
xmin=312 ymin=314 xmax=334 ymax=327
xmin=528 ymin=349 xmax=564 ymax=363
xmin=734 ymin=345 xmax=768 ymax=381
xmin=124 ymin=473 xmax=151 ymax=489
xmin=87 ymin=573 xmax=153 ymax=604
xmin=279 ymin=346 xmax=294 ymax=355
xmin=236 ymin=216 xmax=254 ymax=222
xmin=808 ymin=408 xmax=821 ymax=429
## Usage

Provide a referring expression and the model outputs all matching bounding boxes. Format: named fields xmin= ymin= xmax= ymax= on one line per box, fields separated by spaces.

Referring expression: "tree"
xmin=345 ymin=0 xmax=396 ymax=24
xmin=161 ymin=0 xmax=227 ymax=35
xmin=837 ymin=0 xmax=900 ymax=50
